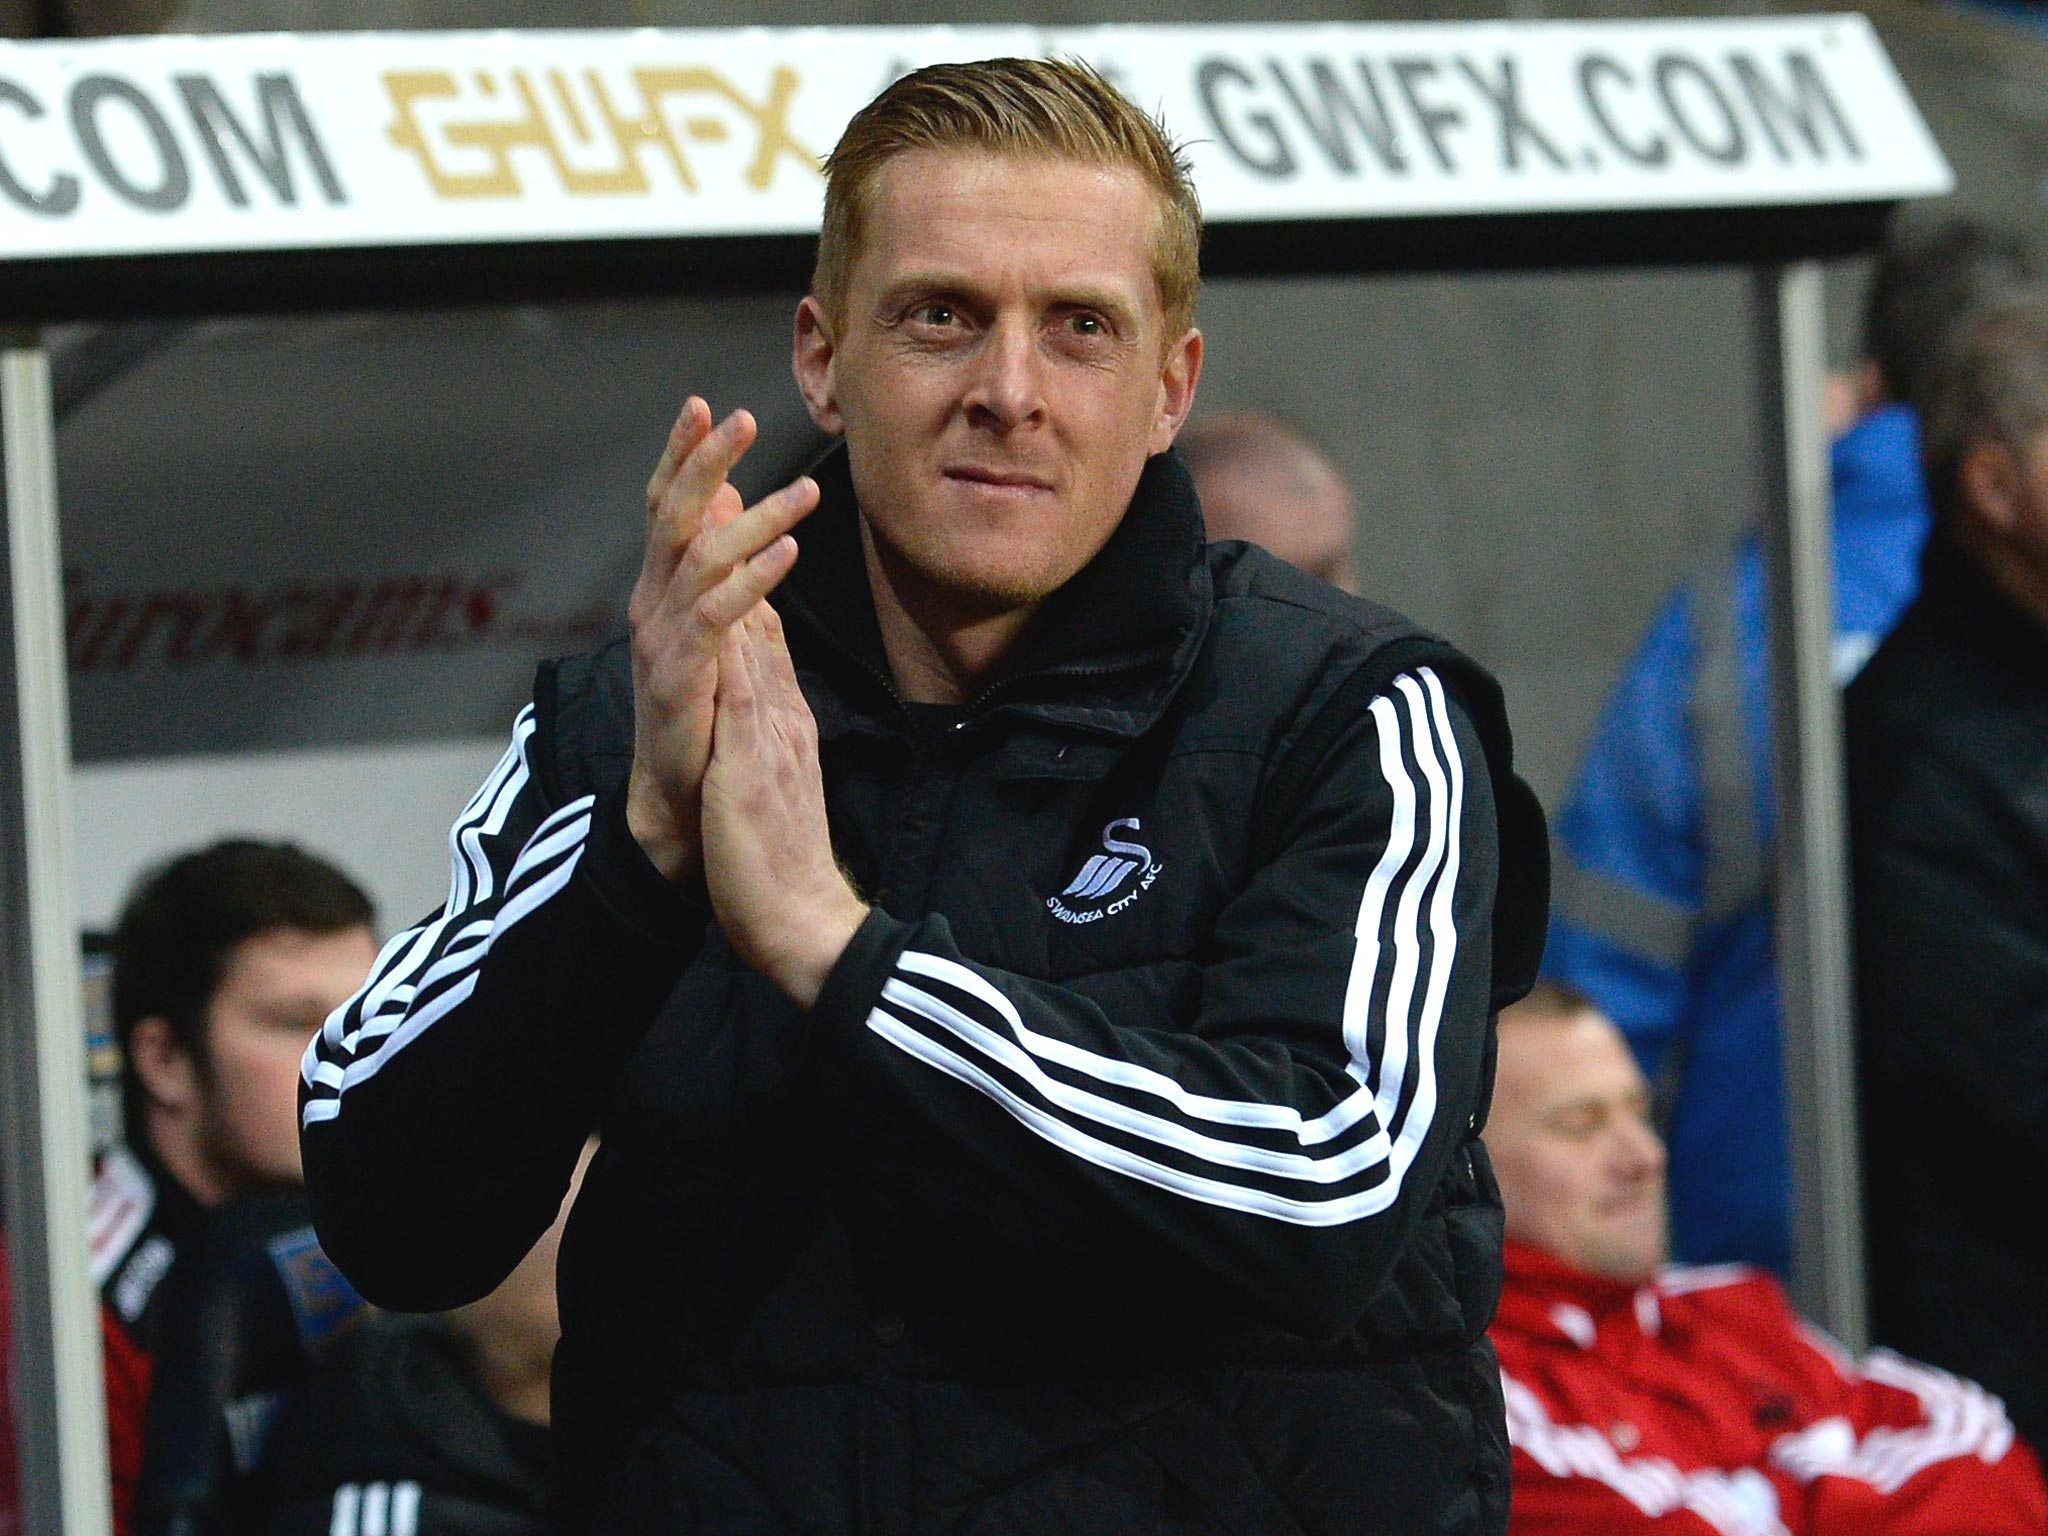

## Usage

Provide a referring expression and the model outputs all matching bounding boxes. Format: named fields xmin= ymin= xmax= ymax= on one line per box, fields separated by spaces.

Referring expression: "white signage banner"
xmin=0 ymin=17 xmax=1950 ymax=264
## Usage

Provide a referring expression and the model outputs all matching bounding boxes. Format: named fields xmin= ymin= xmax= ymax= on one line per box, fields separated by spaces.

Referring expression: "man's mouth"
xmin=945 ymin=467 xmax=1055 ymax=492
xmin=1598 ymin=1186 xmax=1662 ymax=1216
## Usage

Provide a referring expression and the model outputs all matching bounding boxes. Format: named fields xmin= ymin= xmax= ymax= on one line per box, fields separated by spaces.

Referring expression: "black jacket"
xmin=257 ymin=1314 xmax=551 ymax=1536
xmin=91 ymin=1149 xmax=366 ymax=1536
xmin=1847 ymin=531 xmax=2048 ymax=1451
xmin=302 ymin=448 xmax=1548 ymax=1535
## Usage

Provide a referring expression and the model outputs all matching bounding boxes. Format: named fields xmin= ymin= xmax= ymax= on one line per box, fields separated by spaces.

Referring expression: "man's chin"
xmin=883 ymin=546 xmax=1072 ymax=623
xmin=946 ymin=568 xmax=1067 ymax=618
xmin=1582 ymin=1234 xmax=1666 ymax=1287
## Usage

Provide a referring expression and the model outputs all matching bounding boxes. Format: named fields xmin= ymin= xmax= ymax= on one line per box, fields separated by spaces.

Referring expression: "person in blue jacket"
xmin=1543 ymin=216 xmax=2034 ymax=1274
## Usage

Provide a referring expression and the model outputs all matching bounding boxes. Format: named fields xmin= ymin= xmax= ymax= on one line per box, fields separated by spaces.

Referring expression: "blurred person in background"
xmin=1544 ymin=215 xmax=2034 ymax=1275
xmin=300 ymin=55 xmax=1549 ymax=1536
xmin=255 ymin=1141 xmax=599 ymax=1536
xmin=102 ymin=839 xmax=376 ymax=1536
xmin=1488 ymin=982 xmax=2048 ymax=1535
xmin=1849 ymin=290 xmax=2048 ymax=1454
xmin=1179 ymin=408 xmax=1358 ymax=592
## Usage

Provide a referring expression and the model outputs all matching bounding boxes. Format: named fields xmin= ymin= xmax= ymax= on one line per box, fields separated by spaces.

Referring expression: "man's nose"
xmin=965 ymin=319 xmax=1046 ymax=432
xmin=1617 ymin=1113 xmax=1667 ymax=1180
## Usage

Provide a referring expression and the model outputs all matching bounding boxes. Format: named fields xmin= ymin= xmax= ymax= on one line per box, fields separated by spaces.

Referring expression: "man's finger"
xmin=696 ymin=536 xmax=798 ymax=633
xmin=645 ymin=396 xmax=712 ymax=520
xmin=741 ymin=608 xmax=774 ymax=703
xmin=690 ymin=475 xmax=819 ymax=583
xmin=639 ymin=418 xmax=764 ymax=594
xmin=714 ymin=622 xmax=757 ymax=713
xmin=664 ymin=408 xmax=758 ymax=530
xmin=645 ymin=470 xmax=812 ymax=640
xmin=754 ymin=603 xmax=805 ymax=702
xmin=700 ymin=481 xmax=746 ymax=536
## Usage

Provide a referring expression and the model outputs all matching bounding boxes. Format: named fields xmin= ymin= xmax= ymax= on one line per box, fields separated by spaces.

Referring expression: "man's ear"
xmin=1148 ymin=327 xmax=1204 ymax=456
xmin=792 ymin=297 xmax=844 ymax=436
xmin=128 ymin=1016 xmax=200 ymax=1114
xmin=1960 ymin=439 xmax=2025 ymax=537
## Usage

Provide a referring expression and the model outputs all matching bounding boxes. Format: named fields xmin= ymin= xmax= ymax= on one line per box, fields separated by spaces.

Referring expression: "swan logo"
xmin=1048 ymin=817 xmax=1164 ymax=925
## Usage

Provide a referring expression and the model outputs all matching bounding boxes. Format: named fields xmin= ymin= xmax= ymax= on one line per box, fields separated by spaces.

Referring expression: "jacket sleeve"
xmin=1771 ymin=1328 xmax=2048 ymax=1534
xmin=1499 ymin=1372 xmax=1759 ymax=1535
xmin=809 ymin=664 xmax=1505 ymax=1339
xmin=298 ymin=705 xmax=709 ymax=1310
xmin=1544 ymin=582 xmax=1705 ymax=1076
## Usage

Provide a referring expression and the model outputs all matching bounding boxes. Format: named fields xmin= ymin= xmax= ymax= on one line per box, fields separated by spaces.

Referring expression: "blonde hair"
xmin=813 ymin=57 xmax=1201 ymax=337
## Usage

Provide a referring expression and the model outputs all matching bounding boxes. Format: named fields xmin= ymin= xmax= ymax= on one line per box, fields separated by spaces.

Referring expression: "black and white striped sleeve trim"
xmin=865 ymin=666 xmax=1468 ymax=1227
xmin=300 ymin=706 xmax=595 ymax=1128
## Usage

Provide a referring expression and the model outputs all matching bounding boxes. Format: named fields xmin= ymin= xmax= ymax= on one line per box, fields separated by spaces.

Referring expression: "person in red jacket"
xmin=1486 ymin=980 xmax=2048 ymax=1535
xmin=0 ymin=1243 xmax=150 ymax=1535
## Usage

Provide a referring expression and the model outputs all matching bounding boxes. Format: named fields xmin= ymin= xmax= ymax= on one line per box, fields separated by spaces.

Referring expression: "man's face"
xmin=1487 ymin=1006 xmax=1667 ymax=1284
xmin=794 ymin=149 xmax=1201 ymax=622
xmin=1195 ymin=456 xmax=1357 ymax=593
xmin=195 ymin=925 xmax=376 ymax=1198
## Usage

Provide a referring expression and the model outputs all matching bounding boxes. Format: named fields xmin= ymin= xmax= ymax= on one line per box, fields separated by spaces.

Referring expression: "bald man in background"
xmin=1179 ymin=410 xmax=1358 ymax=592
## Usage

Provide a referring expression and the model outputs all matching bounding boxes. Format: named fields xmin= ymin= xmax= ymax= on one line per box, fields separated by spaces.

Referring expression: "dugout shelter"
xmin=0 ymin=18 xmax=1949 ymax=1534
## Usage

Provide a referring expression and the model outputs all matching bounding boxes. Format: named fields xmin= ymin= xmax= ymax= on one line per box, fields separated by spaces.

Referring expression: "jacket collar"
xmin=1496 ymin=1239 xmax=1664 ymax=1348
xmin=774 ymin=442 xmax=1213 ymax=741
xmin=129 ymin=1142 xmax=207 ymax=1242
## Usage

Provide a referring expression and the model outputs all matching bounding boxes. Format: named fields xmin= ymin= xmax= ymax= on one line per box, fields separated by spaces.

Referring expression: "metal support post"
xmin=1 ymin=329 xmax=112 ymax=1536
xmin=1755 ymin=264 xmax=1867 ymax=1351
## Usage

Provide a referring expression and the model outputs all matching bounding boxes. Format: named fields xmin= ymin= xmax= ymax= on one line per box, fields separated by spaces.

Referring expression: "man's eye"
xmin=913 ymin=303 xmax=957 ymax=327
xmin=1552 ymin=1109 xmax=1605 ymax=1139
xmin=1066 ymin=313 xmax=1107 ymax=337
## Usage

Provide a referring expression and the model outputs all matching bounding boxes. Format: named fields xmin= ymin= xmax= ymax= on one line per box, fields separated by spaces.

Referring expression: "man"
xmin=254 ymin=1141 xmax=598 ymax=1536
xmin=1179 ymin=409 xmax=1358 ymax=592
xmin=300 ymin=59 xmax=1548 ymax=1535
xmin=1545 ymin=216 xmax=2034 ymax=1274
xmin=1848 ymin=291 xmax=2048 ymax=1454
xmin=1487 ymin=983 xmax=2048 ymax=1534
xmin=100 ymin=839 xmax=377 ymax=1535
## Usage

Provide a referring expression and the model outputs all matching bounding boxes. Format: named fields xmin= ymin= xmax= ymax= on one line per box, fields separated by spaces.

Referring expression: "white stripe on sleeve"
xmin=1503 ymin=1374 xmax=1787 ymax=1536
xmin=1768 ymin=1351 xmax=2016 ymax=1494
xmin=300 ymin=707 xmax=594 ymax=1128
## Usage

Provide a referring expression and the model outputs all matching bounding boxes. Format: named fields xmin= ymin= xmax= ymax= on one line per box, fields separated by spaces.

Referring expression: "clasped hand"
xmin=625 ymin=398 xmax=869 ymax=1008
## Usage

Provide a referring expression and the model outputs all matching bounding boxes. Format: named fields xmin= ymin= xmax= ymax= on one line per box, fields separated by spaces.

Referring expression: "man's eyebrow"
xmin=1540 ymin=1095 xmax=1604 ymax=1121
xmin=1049 ymin=286 xmax=1143 ymax=330
xmin=873 ymin=271 xmax=983 ymax=312
xmin=267 ymin=988 xmax=342 ymax=1010
xmin=872 ymin=272 xmax=1142 ymax=324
